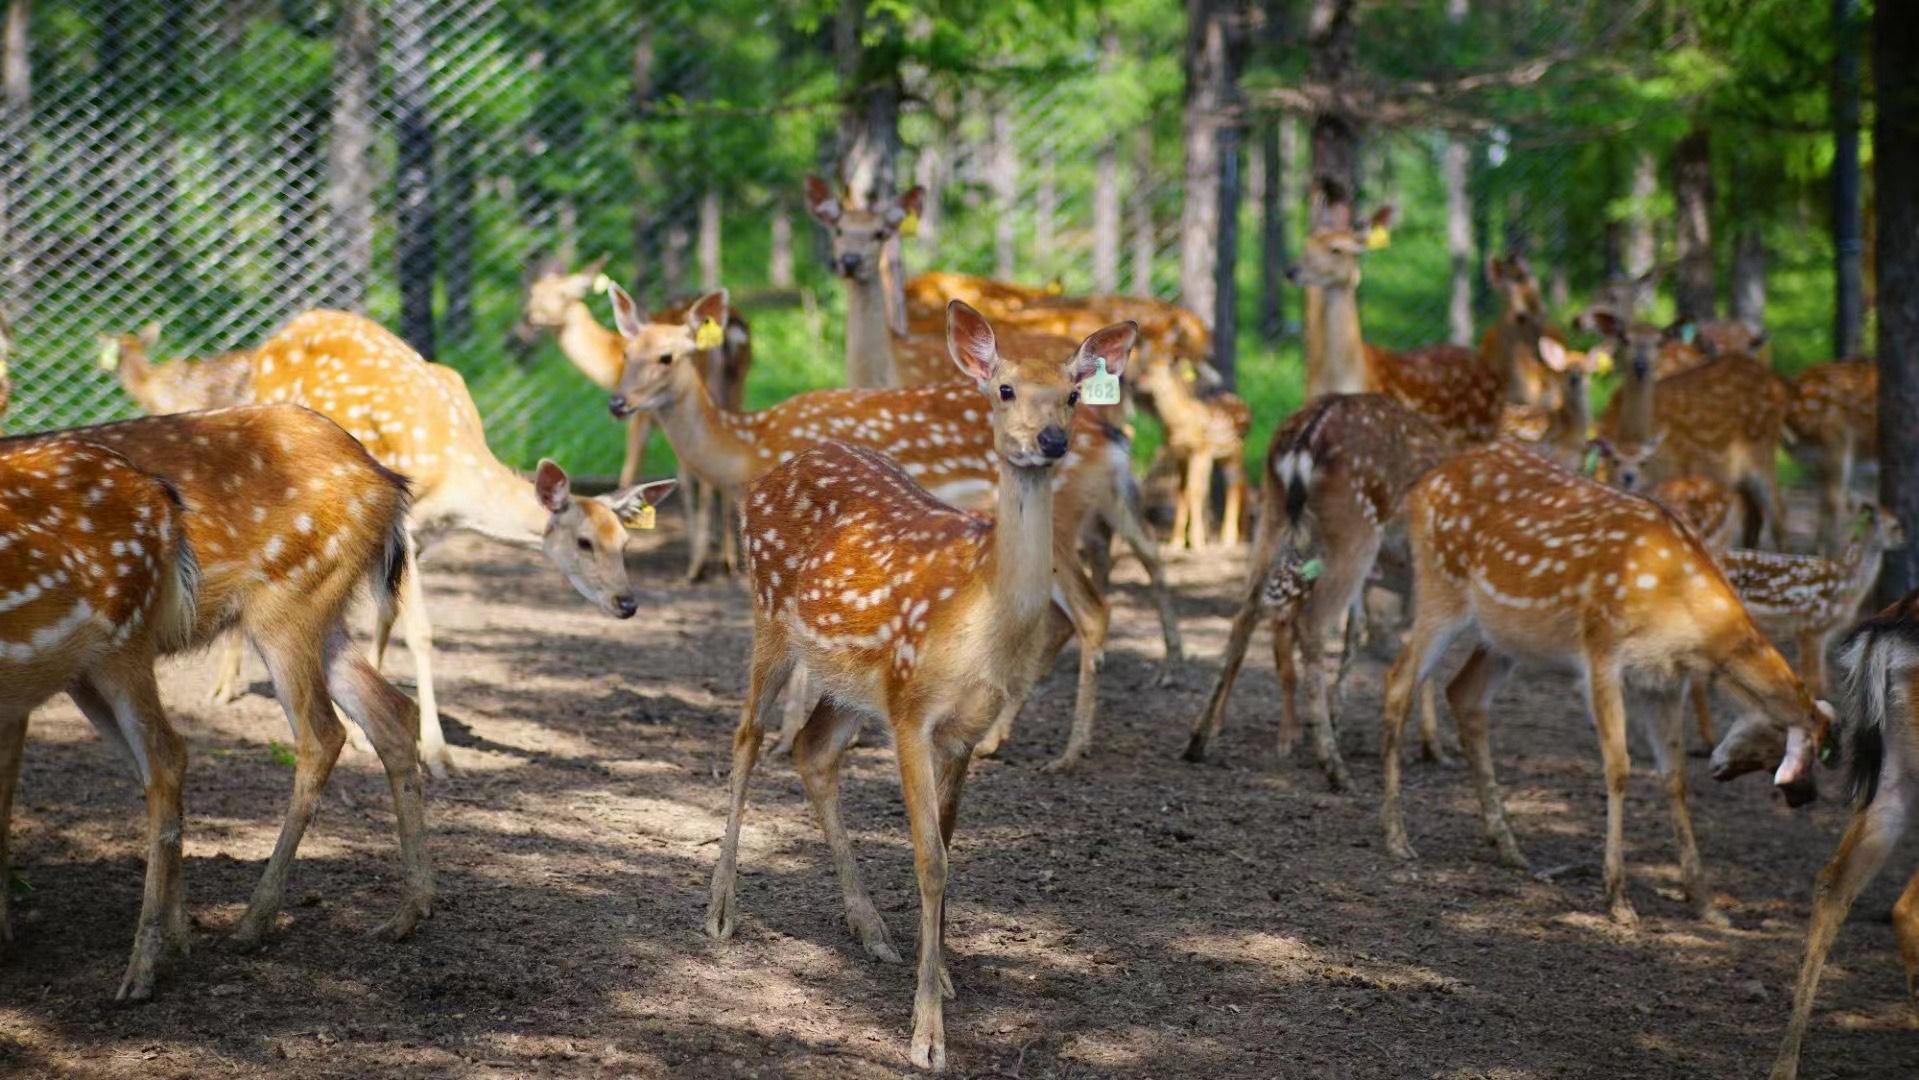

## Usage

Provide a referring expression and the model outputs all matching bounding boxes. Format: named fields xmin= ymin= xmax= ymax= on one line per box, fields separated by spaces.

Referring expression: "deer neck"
xmin=1304 ymin=283 xmax=1366 ymax=397
xmin=843 ymin=274 xmax=899 ymax=389
xmin=442 ymin=453 xmax=548 ymax=547
xmin=1836 ymin=538 xmax=1887 ymax=605
xmin=1617 ymin=369 xmax=1657 ymax=445
xmin=556 ymin=301 xmax=625 ymax=390
xmin=984 ymin=460 xmax=1059 ymax=635
xmin=1546 ymin=383 xmax=1592 ymax=461
xmin=651 ymin=367 xmax=758 ymax=492
xmin=1487 ymin=319 xmax=1532 ymax=405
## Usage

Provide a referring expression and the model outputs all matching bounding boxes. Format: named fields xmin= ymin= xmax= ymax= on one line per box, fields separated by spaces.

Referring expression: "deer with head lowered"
xmin=1380 ymin=439 xmax=1832 ymax=925
xmin=240 ymin=311 xmax=676 ymax=777
xmin=0 ymin=438 xmax=199 ymax=1000
xmin=605 ymin=284 xmax=1183 ymax=768
xmin=706 ymin=302 xmax=1135 ymax=1071
xmin=98 ymin=322 xmax=255 ymax=415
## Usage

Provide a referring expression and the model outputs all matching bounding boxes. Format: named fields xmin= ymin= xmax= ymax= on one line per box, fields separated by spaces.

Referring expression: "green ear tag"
xmin=1298 ymin=557 xmax=1324 ymax=582
xmin=1819 ymin=737 xmax=1837 ymax=766
xmin=1083 ymin=358 xmax=1122 ymax=406
xmin=1581 ymin=446 xmax=1601 ymax=477
xmin=1679 ymin=323 xmax=1698 ymax=345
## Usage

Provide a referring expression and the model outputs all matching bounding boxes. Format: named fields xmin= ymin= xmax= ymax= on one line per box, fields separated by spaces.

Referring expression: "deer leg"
xmin=1184 ymin=452 xmax=1213 ymax=550
xmin=1167 ymin=457 xmax=1192 ymax=553
xmin=207 ymin=629 xmax=248 ymax=704
xmin=895 ymin=726 xmax=952 ymax=1072
xmin=1043 ymin=568 xmax=1108 ymax=773
xmin=718 ymin=488 xmax=741 ymax=575
xmin=792 ymin=699 xmax=897 ymax=963
xmin=233 ymin=637 xmax=349 ymax=950
xmin=680 ymin=462 xmax=706 ymax=583
xmin=1798 ymin=630 xmax=1828 ymax=700
xmin=772 ymin=664 xmax=817 ymax=757
xmin=1272 ymin=617 xmax=1301 ymax=758
xmin=976 ymin=604 xmax=1073 ymax=760
xmin=1891 ymin=866 xmax=1919 ymax=1017
xmin=1105 ymin=495 xmax=1184 ymax=681
xmin=934 ymin=738 xmax=972 ymax=1001
xmin=1772 ymin=786 xmax=1911 ymax=1080
xmin=1690 ymin=674 xmax=1716 ymax=755
xmin=1381 ymin=604 xmax=1468 ymax=861
xmin=1644 ymin=681 xmax=1726 ymax=924
xmin=618 ymin=413 xmax=649 ymax=489
xmin=1446 ymin=646 xmax=1527 ymax=869
xmin=1081 ymin=517 xmax=1116 ymax=594
xmin=394 ymin=537 xmax=446 ymax=777
xmin=707 ymin=642 xmax=793 ymax=942
xmin=1298 ymin=625 xmax=1353 ymax=792
xmin=1586 ymin=662 xmax=1639 ymax=926
xmin=1220 ymin=460 xmax=1245 ymax=547
xmin=323 ymin=624 xmax=434 ymax=942
xmin=0 ymin=711 xmax=25 ymax=960
xmin=1185 ymin=575 xmax=1266 ymax=762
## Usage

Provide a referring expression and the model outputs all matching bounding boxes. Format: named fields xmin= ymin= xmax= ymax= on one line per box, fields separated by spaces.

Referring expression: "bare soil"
xmin=2 ymin=520 xmax=1915 ymax=1079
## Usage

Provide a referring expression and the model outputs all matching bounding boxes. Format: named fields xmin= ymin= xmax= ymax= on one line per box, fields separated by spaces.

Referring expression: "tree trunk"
xmin=1036 ymin=154 xmax=1057 ymax=280
xmin=630 ymin=26 xmax=656 ymax=306
xmin=392 ymin=0 xmax=436 ymax=357
xmin=769 ymin=200 xmax=794 ymax=289
xmin=1213 ymin=119 xmax=1243 ymax=385
xmin=1092 ymin=30 xmax=1121 ymax=295
xmin=662 ymin=216 xmax=689 ymax=300
xmin=1307 ymin=0 xmax=1358 ymax=229
xmin=913 ymin=97 xmax=951 ymax=256
xmin=1875 ymin=0 xmax=1919 ymax=598
xmin=1730 ymin=225 xmax=1766 ymax=330
xmin=443 ymin=127 xmax=476 ymax=340
xmin=835 ymin=0 xmax=904 ymax=329
xmin=990 ymin=105 xmax=1018 ymax=280
xmin=1 ymin=0 xmax=31 ymax=310
xmin=1444 ymin=136 xmax=1473 ymax=345
xmin=1832 ymin=0 xmax=1865 ymax=357
xmin=1257 ymin=117 xmax=1287 ymax=342
xmin=698 ymin=188 xmax=721 ymax=292
xmin=324 ymin=0 xmax=374 ymax=311
xmin=1673 ymin=126 xmax=1715 ymax=322
xmin=1130 ymin=129 xmax=1155 ymax=296
xmin=1179 ymin=0 xmax=1232 ymax=326
xmin=1625 ymin=149 xmax=1658 ymax=316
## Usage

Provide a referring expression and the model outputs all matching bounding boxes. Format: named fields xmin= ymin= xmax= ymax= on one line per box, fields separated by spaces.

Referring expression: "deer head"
xmin=532 ymin=459 xmax=676 ymax=620
xmin=603 ymin=284 xmax=730 ymax=418
xmin=1711 ymin=699 xmax=1837 ymax=807
xmin=1585 ymin=433 xmax=1664 ymax=491
xmin=519 ymin=255 xmax=610 ymax=335
xmin=1285 ymin=206 xmax=1393 ymax=289
xmin=805 ymin=175 xmax=925 ymax=284
xmin=946 ymin=300 xmax=1135 ymax=470
xmin=1487 ymin=253 xmax=1547 ymax=346
xmin=1579 ymin=307 xmax=1681 ymax=383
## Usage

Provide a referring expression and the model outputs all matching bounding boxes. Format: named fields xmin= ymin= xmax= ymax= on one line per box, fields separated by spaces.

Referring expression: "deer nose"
xmin=1038 ymin=425 xmax=1069 ymax=459
xmin=838 ymin=254 xmax=863 ymax=275
xmin=613 ymin=594 xmax=639 ymax=619
xmin=609 ymin=393 xmax=632 ymax=418
xmin=1283 ymin=265 xmax=1301 ymax=284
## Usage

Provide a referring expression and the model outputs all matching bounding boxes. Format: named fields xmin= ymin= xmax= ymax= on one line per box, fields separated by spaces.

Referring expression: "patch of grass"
xmin=267 ymin=741 xmax=297 ymax=769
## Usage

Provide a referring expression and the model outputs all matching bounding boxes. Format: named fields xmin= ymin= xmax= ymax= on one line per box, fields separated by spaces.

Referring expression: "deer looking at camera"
xmin=1380 ymin=439 xmax=1831 ymax=925
xmin=242 ymin=310 xmax=676 ymax=777
xmin=805 ymin=176 xmax=929 ymax=388
xmin=606 ymin=285 xmax=1182 ymax=767
xmin=705 ymin=302 xmax=1136 ymax=1071
xmin=0 ymin=439 xmax=199 ymax=1001
xmin=1133 ymin=352 xmax=1251 ymax=549
xmin=98 ymin=323 xmax=255 ymax=415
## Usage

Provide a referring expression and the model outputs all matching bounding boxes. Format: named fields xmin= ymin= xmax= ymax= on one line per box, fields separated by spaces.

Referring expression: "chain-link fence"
xmin=0 ymin=1 xmax=1844 ymax=475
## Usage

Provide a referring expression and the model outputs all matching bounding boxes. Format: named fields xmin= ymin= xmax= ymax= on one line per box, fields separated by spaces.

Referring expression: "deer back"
xmin=1786 ymin=360 xmax=1877 ymax=454
xmin=1364 ymin=342 xmax=1505 ymax=444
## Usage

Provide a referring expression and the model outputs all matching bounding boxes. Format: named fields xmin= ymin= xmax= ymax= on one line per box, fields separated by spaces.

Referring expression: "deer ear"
xmin=606 ymin=282 xmax=645 ymax=339
xmin=139 ymin=322 xmax=162 ymax=348
xmin=885 ymin=186 xmax=925 ymax=231
xmin=607 ymin=478 xmax=677 ymax=528
xmin=1537 ymin=335 xmax=1571 ymax=373
xmin=805 ymin=175 xmax=842 ymax=225
xmin=946 ymin=300 xmax=1000 ymax=383
xmin=1485 ymin=254 xmax=1508 ymax=287
xmin=1069 ymin=321 xmax=1139 ymax=383
xmin=687 ymin=289 xmax=730 ymax=345
xmin=581 ymin=254 xmax=609 ymax=280
xmin=1509 ymin=253 xmax=1531 ymax=280
xmin=534 ymin=459 xmax=572 ymax=513
xmin=1581 ymin=307 xmax=1625 ymax=340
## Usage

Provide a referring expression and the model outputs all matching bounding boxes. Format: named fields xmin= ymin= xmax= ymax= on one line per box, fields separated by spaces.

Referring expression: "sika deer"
xmin=28 ymin=404 xmax=434 ymax=950
xmin=1134 ymin=353 xmax=1251 ymax=549
xmin=1767 ymin=589 xmax=1919 ymax=1080
xmin=1380 ymin=440 xmax=1830 ymax=924
xmin=243 ymin=310 xmax=676 ymax=777
xmin=805 ymin=175 xmax=927 ymax=388
xmin=0 ymin=439 xmax=198 ymax=1000
xmin=1184 ymin=394 xmax=1453 ymax=789
xmin=606 ymin=284 xmax=1182 ymax=767
xmin=1785 ymin=359 xmax=1877 ymax=552
xmin=98 ymin=323 xmax=254 ymax=414
xmin=707 ymin=302 xmax=1135 ymax=1070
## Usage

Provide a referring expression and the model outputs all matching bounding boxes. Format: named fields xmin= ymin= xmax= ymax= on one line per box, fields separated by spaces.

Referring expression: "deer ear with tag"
xmin=606 ymin=478 xmax=678 ymax=531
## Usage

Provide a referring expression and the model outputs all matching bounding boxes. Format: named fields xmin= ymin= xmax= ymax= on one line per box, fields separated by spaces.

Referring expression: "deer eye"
xmin=577 ymin=538 xmax=593 ymax=553
xmin=1067 ymin=390 xmax=1080 ymax=406
xmin=999 ymin=384 xmax=1015 ymax=401
xmin=658 ymin=354 xmax=672 ymax=365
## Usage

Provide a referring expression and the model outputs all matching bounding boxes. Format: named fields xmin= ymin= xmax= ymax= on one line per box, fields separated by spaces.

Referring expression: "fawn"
xmin=26 ymin=404 xmax=435 ymax=952
xmin=1134 ymin=352 xmax=1251 ymax=549
xmin=1184 ymin=393 xmax=1454 ymax=790
xmin=243 ymin=310 xmax=676 ymax=777
xmin=1495 ymin=336 xmax=1597 ymax=471
xmin=1785 ymin=359 xmax=1877 ymax=552
xmin=903 ymin=271 xmax=1061 ymax=319
xmin=708 ymin=301 xmax=1135 ymax=1071
xmin=605 ymin=284 xmax=1182 ymax=768
xmin=98 ymin=322 xmax=255 ymax=415
xmin=0 ymin=438 xmax=198 ymax=1000
xmin=1766 ymin=589 xmax=1919 ymax=1080
xmin=1380 ymin=439 xmax=1830 ymax=924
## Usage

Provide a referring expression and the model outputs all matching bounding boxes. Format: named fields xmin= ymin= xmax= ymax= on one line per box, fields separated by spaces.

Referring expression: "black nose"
xmin=1038 ymin=426 xmax=1069 ymax=459
xmin=609 ymin=393 xmax=632 ymax=418
xmin=614 ymin=594 xmax=638 ymax=619
xmin=1631 ymin=358 xmax=1650 ymax=379
xmin=838 ymin=254 xmax=863 ymax=275
xmin=1283 ymin=265 xmax=1301 ymax=284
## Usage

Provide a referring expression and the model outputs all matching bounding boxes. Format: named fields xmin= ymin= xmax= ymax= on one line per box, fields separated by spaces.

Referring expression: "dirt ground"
xmin=2 ymin=514 xmax=1916 ymax=1079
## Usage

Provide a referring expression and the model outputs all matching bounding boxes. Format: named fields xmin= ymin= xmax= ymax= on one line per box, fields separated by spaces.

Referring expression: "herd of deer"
xmin=0 ymin=178 xmax=1909 ymax=1077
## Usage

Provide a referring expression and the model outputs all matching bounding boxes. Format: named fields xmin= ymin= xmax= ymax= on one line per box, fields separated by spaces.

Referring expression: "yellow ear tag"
xmin=694 ymin=318 xmax=724 ymax=351
xmin=0 ymin=353 xmax=9 ymax=380
xmin=899 ymin=210 xmax=920 ymax=238
xmin=1365 ymin=225 xmax=1392 ymax=251
xmin=1083 ymin=358 xmax=1122 ymax=406
xmin=635 ymin=504 xmax=656 ymax=530
xmin=98 ymin=338 xmax=121 ymax=370
xmin=591 ymin=273 xmax=614 ymax=295
xmin=1181 ymin=363 xmax=1198 ymax=384
xmin=1589 ymin=347 xmax=1614 ymax=377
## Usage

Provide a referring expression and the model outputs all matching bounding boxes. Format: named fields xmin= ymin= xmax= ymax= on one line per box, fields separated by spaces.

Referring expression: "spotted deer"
xmin=241 ymin=310 xmax=677 ymax=777
xmin=0 ymin=438 xmax=198 ymax=1000
xmin=98 ymin=323 xmax=255 ymax=415
xmin=606 ymin=284 xmax=1182 ymax=767
xmin=1767 ymin=589 xmax=1919 ymax=1080
xmin=28 ymin=404 xmax=434 ymax=953
xmin=1481 ymin=253 xmax=1559 ymax=408
xmin=1380 ymin=440 xmax=1831 ymax=924
xmin=1785 ymin=359 xmax=1877 ymax=551
xmin=804 ymin=175 xmax=927 ymax=388
xmin=1134 ymin=352 xmax=1250 ymax=549
xmin=903 ymin=271 xmax=1061 ymax=319
xmin=706 ymin=303 xmax=1135 ymax=1071
xmin=1184 ymin=394 xmax=1454 ymax=790
xmin=1496 ymin=336 xmax=1596 ymax=471
xmin=1289 ymin=206 xmax=1505 ymax=442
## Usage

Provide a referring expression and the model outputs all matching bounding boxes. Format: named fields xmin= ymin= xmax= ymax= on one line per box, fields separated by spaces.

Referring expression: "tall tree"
xmin=323 ymin=0 xmax=375 ymax=311
xmin=989 ymin=105 xmax=1018 ymax=279
xmin=1831 ymin=0 xmax=1865 ymax=356
xmin=1876 ymin=0 xmax=1919 ymax=598
xmin=1129 ymin=129 xmax=1155 ymax=296
xmin=835 ymin=0 xmax=904 ymax=328
xmin=1672 ymin=125 xmax=1715 ymax=322
xmin=1442 ymin=0 xmax=1473 ymax=346
xmin=1257 ymin=117 xmax=1287 ymax=342
xmin=1306 ymin=0 xmax=1357 ymax=229
xmin=1092 ymin=30 xmax=1122 ymax=295
xmin=1178 ymin=0 xmax=1244 ymax=333
xmin=1624 ymin=150 xmax=1658 ymax=315
xmin=0 ymin=0 xmax=30 ymax=311
xmin=392 ymin=0 xmax=436 ymax=356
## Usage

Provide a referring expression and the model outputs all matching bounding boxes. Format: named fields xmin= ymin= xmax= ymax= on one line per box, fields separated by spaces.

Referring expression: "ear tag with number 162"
xmin=1082 ymin=358 xmax=1122 ymax=406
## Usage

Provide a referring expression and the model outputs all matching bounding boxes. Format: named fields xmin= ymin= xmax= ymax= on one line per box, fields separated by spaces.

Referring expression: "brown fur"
xmin=1785 ymin=360 xmax=1878 ymax=551
xmin=101 ymin=323 xmax=255 ymax=415
xmin=1135 ymin=355 xmax=1251 ymax=550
